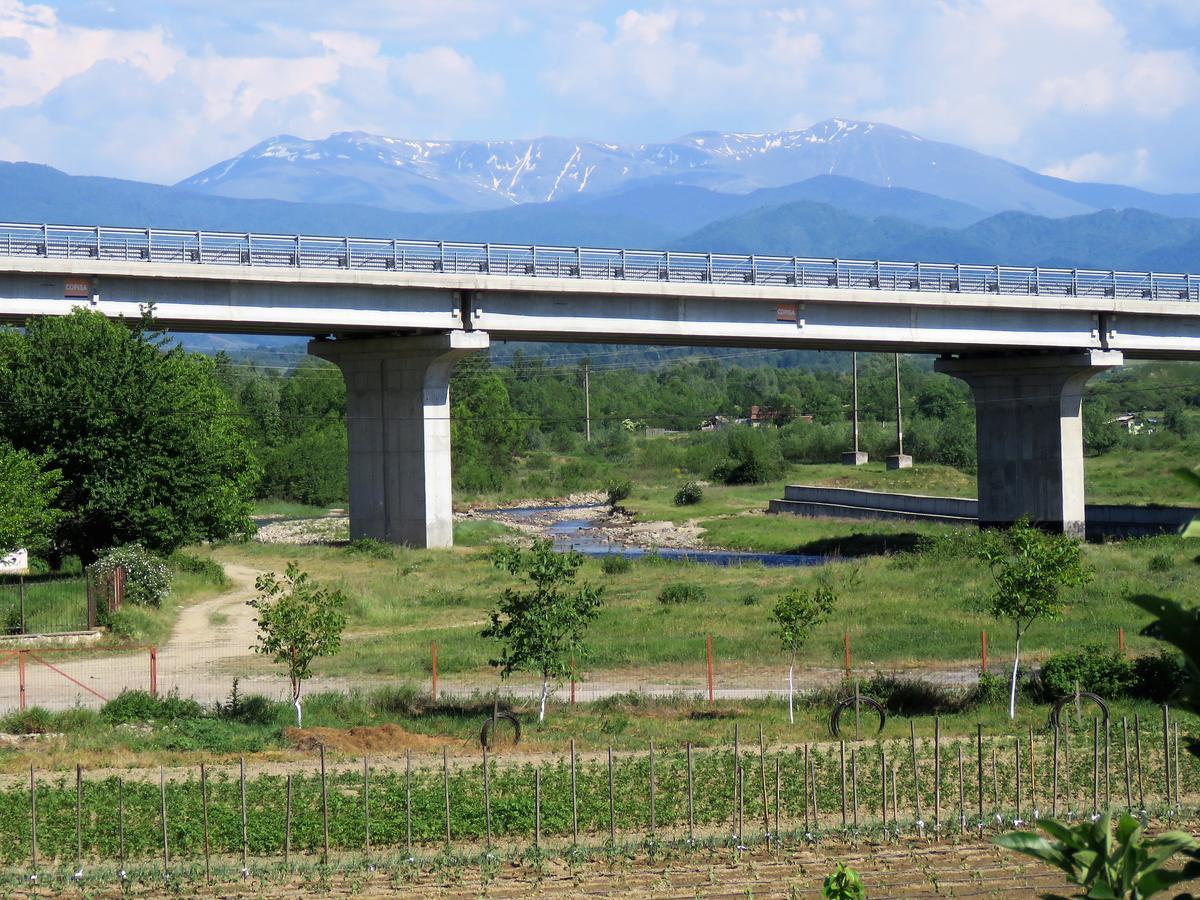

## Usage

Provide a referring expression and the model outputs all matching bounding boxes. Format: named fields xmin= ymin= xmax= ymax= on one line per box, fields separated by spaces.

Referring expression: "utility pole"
xmin=842 ymin=351 xmax=867 ymax=465
xmin=886 ymin=352 xmax=912 ymax=469
xmin=583 ymin=364 xmax=591 ymax=443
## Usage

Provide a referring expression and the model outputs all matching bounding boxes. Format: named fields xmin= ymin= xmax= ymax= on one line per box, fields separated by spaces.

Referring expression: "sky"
xmin=1 ymin=0 xmax=1200 ymax=190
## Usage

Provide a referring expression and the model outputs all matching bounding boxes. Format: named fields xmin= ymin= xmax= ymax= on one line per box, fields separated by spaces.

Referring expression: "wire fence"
xmin=0 ymin=626 xmax=1134 ymax=714
xmin=0 ymin=714 xmax=1192 ymax=885
xmin=2 ymin=221 xmax=1198 ymax=301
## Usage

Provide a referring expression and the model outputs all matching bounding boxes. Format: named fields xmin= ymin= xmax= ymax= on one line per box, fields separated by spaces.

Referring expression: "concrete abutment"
xmin=310 ymin=330 xmax=489 ymax=548
xmin=935 ymin=350 xmax=1123 ymax=537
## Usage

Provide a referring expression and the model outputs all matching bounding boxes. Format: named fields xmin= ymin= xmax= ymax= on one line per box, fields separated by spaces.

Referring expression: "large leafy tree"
xmin=0 ymin=309 xmax=259 ymax=561
xmin=0 ymin=443 xmax=63 ymax=557
xmin=975 ymin=520 xmax=1091 ymax=718
xmin=483 ymin=539 xmax=603 ymax=721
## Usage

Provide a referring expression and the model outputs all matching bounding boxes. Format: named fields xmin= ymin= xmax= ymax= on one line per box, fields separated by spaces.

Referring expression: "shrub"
xmin=657 ymin=582 xmax=707 ymax=605
xmin=1148 ymin=553 xmax=1174 ymax=573
xmin=605 ymin=478 xmax=632 ymax=506
xmin=344 ymin=538 xmax=395 ymax=560
xmin=89 ymin=545 xmax=170 ymax=608
xmin=860 ymin=673 xmax=958 ymax=716
xmin=674 ymin=481 xmax=704 ymax=506
xmin=167 ymin=551 xmax=227 ymax=585
xmin=1038 ymin=643 xmax=1136 ymax=699
xmin=600 ymin=554 xmax=632 ymax=575
xmin=1131 ymin=649 xmax=1191 ymax=702
xmin=100 ymin=689 xmax=205 ymax=724
xmin=711 ymin=427 xmax=784 ymax=485
xmin=965 ymin=671 xmax=1008 ymax=707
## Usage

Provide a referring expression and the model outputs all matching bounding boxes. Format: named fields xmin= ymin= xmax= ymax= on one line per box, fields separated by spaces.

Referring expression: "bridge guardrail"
xmin=1 ymin=221 xmax=1197 ymax=302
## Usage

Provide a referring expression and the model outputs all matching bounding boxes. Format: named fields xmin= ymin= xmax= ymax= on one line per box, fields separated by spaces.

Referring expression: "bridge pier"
xmin=935 ymin=350 xmax=1123 ymax=537
xmin=310 ymin=330 xmax=489 ymax=548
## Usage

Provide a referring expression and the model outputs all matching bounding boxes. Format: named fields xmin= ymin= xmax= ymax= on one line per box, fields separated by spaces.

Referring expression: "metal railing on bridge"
xmin=2 ymin=221 xmax=1198 ymax=302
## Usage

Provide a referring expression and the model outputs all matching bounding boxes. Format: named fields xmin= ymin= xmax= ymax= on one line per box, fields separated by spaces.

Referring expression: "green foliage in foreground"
xmin=0 ymin=442 xmax=61 ymax=557
xmin=996 ymin=811 xmax=1199 ymax=899
xmin=823 ymin=863 xmax=867 ymax=900
xmin=0 ymin=309 xmax=258 ymax=561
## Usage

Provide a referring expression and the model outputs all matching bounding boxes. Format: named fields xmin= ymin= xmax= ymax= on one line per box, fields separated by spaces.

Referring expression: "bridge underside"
xmin=0 ymin=258 xmax=1185 ymax=546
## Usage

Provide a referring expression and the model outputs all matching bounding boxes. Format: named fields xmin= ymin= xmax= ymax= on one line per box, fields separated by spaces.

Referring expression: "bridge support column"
xmin=935 ymin=350 xmax=1123 ymax=537
xmin=310 ymin=330 xmax=489 ymax=548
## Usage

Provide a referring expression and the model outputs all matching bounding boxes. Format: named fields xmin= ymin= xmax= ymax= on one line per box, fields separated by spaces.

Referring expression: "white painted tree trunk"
xmin=538 ymin=675 xmax=549 ymax=722
xmin=294 ymin=697 xmax=303 ymax=729
xmin=787 ymin=652 xmax=795 ymax=725
xmin=1009 ymin=631 xmax=1021 ymax=719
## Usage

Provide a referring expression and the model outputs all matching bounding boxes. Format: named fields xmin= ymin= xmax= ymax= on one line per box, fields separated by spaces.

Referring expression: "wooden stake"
xmin=570 ymin=739 xmax=578 ymax=845
xmin=1105 ymin=718 xmax=1111 ymax=810
xmin=159 ymin=765 xmax=169 ymax=876
xmin=200 ymin=764 xmax=210 ymax=883
xmin=74 ymin=765 xmax=82 ymax=876
xmin=363 ymin=756 xmax=371 ymax=864
xmin=534 ymin=767 xmax=541 ymax=850
xmin=1122 ymin=717 xmax=1133 ymax=811
xmin=1092 ymin=719 xmax=1099 ymax=817
xmin=976 ymin=726 xmax=984 ymax=832
xmin=850 ymin=748 xmax=859 ymax=832
xmin=1052 ymin=727 xmax=1060 ymax=818
xmin=910 ymin=721 xmax=922 ymax=827
xmin=732 ymin=724 xmax=740 ymax=840
xmin=687 ymin=743 xmax=695 ymax=844
xmin=240 ymin=756 xmax=249 ymax=879
xmin=1135 ymin=713 xmax=1146 ymax=811
xmin=934 ymin=718 xmax=942 ymax=832
xmin=1174 ymin=722 xmax=1182 ymax=810
xmin=758 ymin=729 xmax=769 ymax=843
xmin=774 ymin=757 xmax=782 ymax=846
xmin=739 ymin=766 xmax=746 ymax=844
xmin=992 ymin=748 xmax=999 ymax=819
xmin=483 ymin=746 xmax=492 ymax=850
xmin=443 ymin=746 xmax=452 ymax=847
xmin=649 ymin=739 xmax=657 ymax=839
xmin=405 ymin=751 xmax=413 ymax=858
xmin=29 ymin=766 xmax=36 ymax=879
xmin=809 ymin=750 xmax=818 ymax=832
xmin=1162 ymin=705 xmax=1172 ymax=810
xmin=608 ymin=746 xmax=616 ymax=847
xmin=320 ymin=745 xmax=329 ymax=865
xmin=283 ymin=774 xmax=292 ymax=871
xmin=803 ymin=744 xmax=811 ymax=834
xmin=880 ymin=747 xmax=888 ymax=830
xmin=117 ymin=777 xmax=125 ymax=879
xmin=1015 ymin=738 xmax=1023 ymax=823
xmin=839 ymin=741 xmax=848 ymax=829
xmin=843 ymin=632 xmax=851 ymax=680
xmin=957 ymin=745 xmax=965 ymax=835
xmin=1064 ymin=720 xmax=1073 ymax=817
xmin=1029 ymin=725 xmax=1037 ymax=813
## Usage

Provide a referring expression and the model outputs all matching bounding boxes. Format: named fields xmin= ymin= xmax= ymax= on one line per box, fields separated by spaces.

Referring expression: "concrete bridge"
xmin=3 ymin=222 xmax=1199 ymax=545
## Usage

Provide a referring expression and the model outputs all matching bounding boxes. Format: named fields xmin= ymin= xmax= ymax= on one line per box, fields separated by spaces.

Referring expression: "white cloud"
xmin=1042 ymin=148 xmax=1151 ymax=184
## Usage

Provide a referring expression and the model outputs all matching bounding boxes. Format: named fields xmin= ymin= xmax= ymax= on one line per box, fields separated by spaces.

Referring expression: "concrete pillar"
xmin=310 ymin=330 xmax=489 ymax=548
xmin=935 ymin=350 xmax=1123 ymax=537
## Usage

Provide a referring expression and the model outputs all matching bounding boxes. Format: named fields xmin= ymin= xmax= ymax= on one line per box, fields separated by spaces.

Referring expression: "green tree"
xmin=975 ymin=521 xmax=1091 ymax=718
xmin=250 ymin=562 xmax=348 ymax=727
xmin=0 ymin=443 xmax=63 ymax=557
xmin=771 ymin=579 xmax=837 ymax=724
xmin=483 ymin=538 xmax=603 ymax=721
xmin=451 ymin=356 xmax=523 ymax=492
xmin=0 ymin=310 xmax=259 ymax=561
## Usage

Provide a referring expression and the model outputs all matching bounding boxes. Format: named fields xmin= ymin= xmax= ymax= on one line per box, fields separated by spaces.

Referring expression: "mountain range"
xmin=0 ymin=118 xmax=1197 ymax=350
xmin=178 ymin=119 xmax=1200 ymax=220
